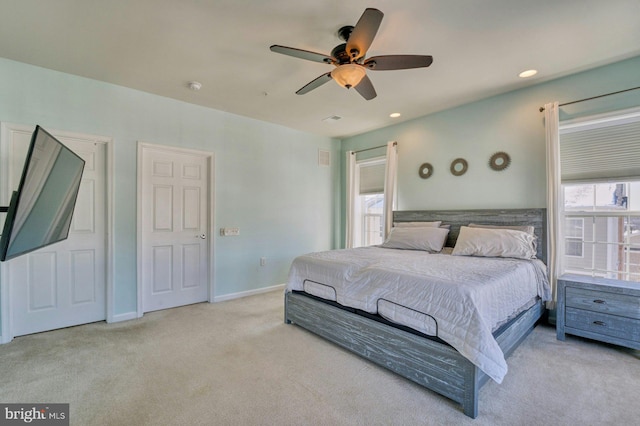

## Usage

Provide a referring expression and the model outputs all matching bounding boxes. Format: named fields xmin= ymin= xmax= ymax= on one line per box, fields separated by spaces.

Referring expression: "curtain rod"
xmin=351 ymin=141 xmax=397 ymax=155
xmin=539 ymin=86 xmax=640 ymax=112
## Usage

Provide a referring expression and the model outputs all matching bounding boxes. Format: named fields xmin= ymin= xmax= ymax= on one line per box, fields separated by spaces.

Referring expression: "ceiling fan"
xmin=270 ymin=8 xmax=433 ymax=100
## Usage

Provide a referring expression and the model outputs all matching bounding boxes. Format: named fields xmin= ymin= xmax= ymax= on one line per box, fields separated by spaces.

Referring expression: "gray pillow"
xmin=468 ymin=223 xmax=535 ymax=235
xmin=452 ymin=226 xmax=537 ymax=259
xmin=381 ymin=227 xmax=450 ymax=252
xmin=393 ymin=221 xmax=442 ymax=228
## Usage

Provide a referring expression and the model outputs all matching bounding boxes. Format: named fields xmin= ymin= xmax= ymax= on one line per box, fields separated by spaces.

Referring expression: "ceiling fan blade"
xmin=270 ymin=45 xmax=334 ymax=64
xmin=296 ymin=72 xmax=333 ymax=95
xmin=346 ymin=8 xmax=383 ymax=61
xmin=364 ymin=55 xmax=433 ymax=71
xmin=354 ymin=74 xmax=377 ymax=100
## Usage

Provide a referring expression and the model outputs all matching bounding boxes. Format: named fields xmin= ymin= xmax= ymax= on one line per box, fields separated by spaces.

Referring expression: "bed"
xmin=284 ymin=208 xmax=549 ymax=418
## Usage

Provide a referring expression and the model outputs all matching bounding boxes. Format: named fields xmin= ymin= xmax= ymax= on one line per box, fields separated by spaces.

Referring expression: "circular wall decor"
xmin=489 ymin=152 xmax=511 ymax=171
xmin=450 ymin=158 xmax=468 ymax=176
xmin=418 ymin=162 xmax=433 ymax=179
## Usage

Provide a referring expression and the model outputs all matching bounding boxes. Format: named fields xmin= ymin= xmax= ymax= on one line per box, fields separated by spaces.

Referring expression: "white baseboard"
xmin=109 ymin=285 xmax=284 ymax=321
xmin=213 ymin=283 xmax=285 ymax=303
xmin=108 ymin=311 xmax=138 ymax=323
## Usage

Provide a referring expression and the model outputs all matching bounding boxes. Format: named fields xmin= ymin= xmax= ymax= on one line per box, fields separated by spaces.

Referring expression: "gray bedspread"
xmin=286 ymin=246 xmax=550 ymax=383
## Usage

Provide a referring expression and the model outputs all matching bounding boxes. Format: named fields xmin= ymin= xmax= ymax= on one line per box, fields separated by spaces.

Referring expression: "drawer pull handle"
xmin=593 ymin=299 xmax=606 ymax=304
xmin=593 ymin=320 xmax=606 ymax=326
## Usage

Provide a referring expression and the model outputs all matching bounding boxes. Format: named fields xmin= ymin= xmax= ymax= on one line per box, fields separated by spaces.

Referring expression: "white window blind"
xmin=358 ymin=161 xmax=385 ymax=194
xmin=560 ymin=110 xmax=640 ymax=182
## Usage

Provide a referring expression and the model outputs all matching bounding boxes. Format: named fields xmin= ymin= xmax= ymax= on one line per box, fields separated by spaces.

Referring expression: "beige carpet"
xmin=1 ymin=289 xmax=639 ymax=426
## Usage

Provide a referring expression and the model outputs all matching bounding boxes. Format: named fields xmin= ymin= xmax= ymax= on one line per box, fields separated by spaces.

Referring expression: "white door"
xmin=139 ymin=144 xmax=211 ymax=313
xmin=2 ymin=125 xmax=108 ymax=337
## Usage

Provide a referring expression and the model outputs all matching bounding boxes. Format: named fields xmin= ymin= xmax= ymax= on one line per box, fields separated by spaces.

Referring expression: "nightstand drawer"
xmin=558 ymin=275 xmax=640 ymax=350
xmin=566 ymin=287 xmax=640 ymax=320
xmin=566 ymin=307 xmax=640 ymax=341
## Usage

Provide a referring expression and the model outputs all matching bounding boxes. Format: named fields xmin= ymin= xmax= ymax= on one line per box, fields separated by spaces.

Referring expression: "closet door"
xmin=139 ymin=143 xmax=212 ymax=313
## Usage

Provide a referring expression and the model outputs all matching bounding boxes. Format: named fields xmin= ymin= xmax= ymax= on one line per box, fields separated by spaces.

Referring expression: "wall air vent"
xmin=318 ymin=149 xmax=331 ymax=167
xmin=322 ymin=115 xmax=342 ymax=123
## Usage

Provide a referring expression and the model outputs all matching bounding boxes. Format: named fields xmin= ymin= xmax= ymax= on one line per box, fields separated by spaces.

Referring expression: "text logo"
xmin=0 ymin=404 xmax=68 ymax=426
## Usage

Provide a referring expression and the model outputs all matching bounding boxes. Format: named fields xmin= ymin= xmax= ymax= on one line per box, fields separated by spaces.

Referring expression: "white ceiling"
xmin=0 ymin=0 xmax=639 ymax=138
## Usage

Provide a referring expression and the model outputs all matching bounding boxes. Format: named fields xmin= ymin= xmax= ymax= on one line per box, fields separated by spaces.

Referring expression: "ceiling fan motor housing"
xmin=337 ymin=25 xmax=361 ymax=60
xmin=331 ymin=43 xmax=352 ymax=65
xmin=337 ymin=25 xmax=354 ymax=42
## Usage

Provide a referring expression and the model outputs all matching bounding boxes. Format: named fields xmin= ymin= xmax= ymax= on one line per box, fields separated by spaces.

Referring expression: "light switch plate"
xmin=220 ymin=227 xmax=240 ymax=236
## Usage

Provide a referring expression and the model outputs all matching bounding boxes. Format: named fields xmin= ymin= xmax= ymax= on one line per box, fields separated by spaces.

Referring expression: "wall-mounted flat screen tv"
xmin=0 ymin=125 xmax=85 ymax=261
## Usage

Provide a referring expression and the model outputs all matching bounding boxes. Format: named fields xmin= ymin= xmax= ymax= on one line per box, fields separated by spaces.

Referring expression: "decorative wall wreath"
xmin=450 ymin=158 xmax=468 ymax=176
xmin=489 ymin=152 xmax=511 ymax=171
xmin=418 ymin=162 xmax=433 ymax=179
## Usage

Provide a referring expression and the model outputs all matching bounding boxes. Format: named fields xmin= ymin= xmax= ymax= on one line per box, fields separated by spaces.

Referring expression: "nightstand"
xmin=557 ymin=274 xmax=640 ymax=350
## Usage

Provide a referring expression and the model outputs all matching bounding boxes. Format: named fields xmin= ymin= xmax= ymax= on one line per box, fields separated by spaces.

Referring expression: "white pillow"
xmin=468 ymin=223 xmax=535 ymax=235
xmin=451 ymin=226 xmax=537 ymax=259
xmin=393 ymin=221 xmax=442 ymax=228
xmin=381 ymin=227 xmax=449 ymax=252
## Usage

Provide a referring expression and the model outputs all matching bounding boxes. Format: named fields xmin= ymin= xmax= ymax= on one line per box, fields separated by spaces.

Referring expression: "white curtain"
xmin=383 ymin=142 xmax=398 ymax=240
xmin=544 ymin=102 xmax=561 ymax=307
xmin=345 ymin=150 xmax=357 ymax=248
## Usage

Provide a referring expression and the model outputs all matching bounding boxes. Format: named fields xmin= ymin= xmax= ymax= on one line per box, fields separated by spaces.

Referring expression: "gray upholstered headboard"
xmin=393 ymin=208 xmax=547 ymax=263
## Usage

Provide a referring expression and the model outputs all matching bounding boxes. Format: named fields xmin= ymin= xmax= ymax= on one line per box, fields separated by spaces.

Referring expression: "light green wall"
xmin=1 ymin=53 xmax=638 ymax=328
xmin=0 ymin=58 xmax=340 ymax=320
xmin=341 ymin=55 xmax=640 ymax=246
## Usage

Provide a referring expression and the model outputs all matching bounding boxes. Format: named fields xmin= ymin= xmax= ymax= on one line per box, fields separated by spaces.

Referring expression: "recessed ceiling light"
xmin=518 ymin=69 xmax=538 ymax=78
xmin=188 ymin=81 xmax=202 ymax=91
xmin=389 ymin=112 xmax=401 ymax=118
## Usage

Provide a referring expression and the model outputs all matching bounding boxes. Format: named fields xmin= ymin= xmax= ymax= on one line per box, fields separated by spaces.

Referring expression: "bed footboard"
xmin=284 ymin=291 xmax=544 ymax=418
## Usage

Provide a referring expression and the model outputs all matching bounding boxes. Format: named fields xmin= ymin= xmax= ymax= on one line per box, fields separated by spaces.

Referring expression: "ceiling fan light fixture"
xmin=331 ymin=64 xmax=366 ymax=89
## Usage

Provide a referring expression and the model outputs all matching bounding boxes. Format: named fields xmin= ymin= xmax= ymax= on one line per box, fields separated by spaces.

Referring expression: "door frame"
xmin=136 ymin=142 xmax=215 ymax=318
xmin=0 ymin=122 xmax=114 ymax=344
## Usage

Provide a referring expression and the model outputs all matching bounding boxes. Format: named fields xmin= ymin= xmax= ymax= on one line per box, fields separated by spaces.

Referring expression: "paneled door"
xmin=139 ymin=144 xmax=212 ymax=313
xmin=1 ymin=124 xmax=108 ymax=338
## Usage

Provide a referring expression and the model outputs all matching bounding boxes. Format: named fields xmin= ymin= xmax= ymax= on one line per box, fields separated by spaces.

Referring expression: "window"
xmin=562 ymin=183 xmax=640 ymax=281
xmin=353 ymin=157 xmax=385 ymax=247
xmin=360 ymin=193 xmax=384 ymax=246
xmin=559 ymin=108 xmax=640 ymax=282
xmin=564 ymin=217 xmax=584 ymax=257
xmin=346 ymin=143 xmax=397 ymax=249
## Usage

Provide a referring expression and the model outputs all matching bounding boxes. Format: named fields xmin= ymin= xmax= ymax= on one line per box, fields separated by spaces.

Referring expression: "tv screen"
xmin=0 ymin=125 xmax=85 ymax=261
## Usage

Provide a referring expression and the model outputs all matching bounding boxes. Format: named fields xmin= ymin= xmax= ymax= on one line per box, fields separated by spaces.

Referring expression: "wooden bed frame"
xmin=284 ymin=208 xmax=547 ymax=418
